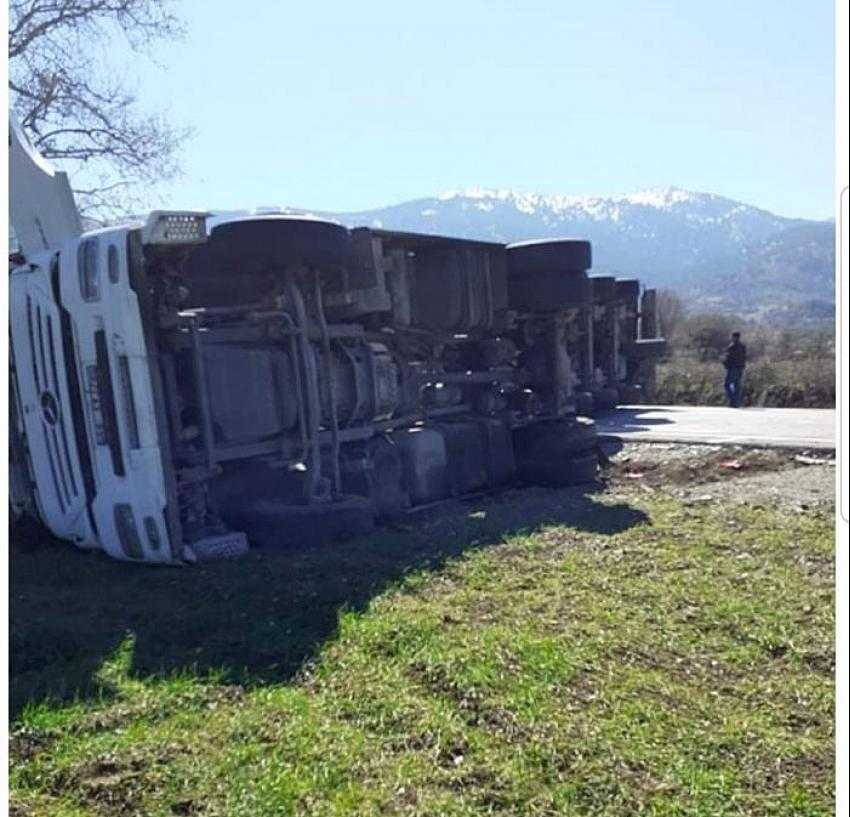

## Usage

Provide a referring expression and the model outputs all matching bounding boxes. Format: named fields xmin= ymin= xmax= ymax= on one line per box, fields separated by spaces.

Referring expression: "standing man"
xmin=723 ymin=331 xmax=747 ymax=407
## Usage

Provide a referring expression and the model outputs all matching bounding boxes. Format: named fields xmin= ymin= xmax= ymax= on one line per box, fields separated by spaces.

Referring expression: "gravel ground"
xmin=674 ymin=464 xmax=835 ymax=509
xmin=605 ymin=441 xmax=836 ymax=510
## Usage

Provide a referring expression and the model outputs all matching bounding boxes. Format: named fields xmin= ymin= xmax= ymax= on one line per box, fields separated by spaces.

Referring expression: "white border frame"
xmin=1 ymin=4 xmax=847 ymax=816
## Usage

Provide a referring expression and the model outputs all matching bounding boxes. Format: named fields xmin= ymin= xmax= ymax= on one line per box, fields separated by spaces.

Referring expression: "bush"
xmin=670 ymin=313 xmax=835 ymax=365
xmin=674 ymin=313 xmax=743 ymax=362
xmin=655 ymin=356 xmax=835 ymax=408
xmin=654 ymin=308 xmax=835 ymax=408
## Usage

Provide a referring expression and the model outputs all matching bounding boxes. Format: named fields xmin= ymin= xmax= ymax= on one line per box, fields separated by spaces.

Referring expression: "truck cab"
xmin=8 ymin=215 xmax=228 ymax=562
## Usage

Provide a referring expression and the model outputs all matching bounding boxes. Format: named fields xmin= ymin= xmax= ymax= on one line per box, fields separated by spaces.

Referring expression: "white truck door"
xmin=9 ymin=119 xmax=82 ymax=256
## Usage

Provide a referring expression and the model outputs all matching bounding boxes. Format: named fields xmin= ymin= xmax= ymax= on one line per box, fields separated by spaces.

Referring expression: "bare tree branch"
xmin=8 ymin=0 xmax=190 ymax=218
xmin=9 ymin=0 xmax=183 ymax=58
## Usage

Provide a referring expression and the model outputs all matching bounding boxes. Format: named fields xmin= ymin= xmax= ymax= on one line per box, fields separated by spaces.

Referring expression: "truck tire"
xmin=514 ymin=418 xmax=599 ymax=486
xmin=618 ymin=384 xmax=643 ymax=404
xmin=506 ymin=239 xmax=592 ymax=274
xmin=562 ymin=452 xmax=599 ymax=485
xmin=507 ymin=268 xmax=591 ymax=311
xmin=616 ymin=279 xmax=640 ymax=302
xmin=198 ymin=216 xmax=351 ymax=277
xmin=590 ymin=276 xmax=618 ymax=303
xmin=593 ymin=386 xmax=619 ymax=412
xmin=506 ymin=239 xmax=593 ymax=311
xmin=574 ymin=391 xmax=595 ymax=417
xmin=516 ymin=449 xmax=598 ymax=487
xmin=514 ymin=418 xmax=597 ymax=459
xmin=232 ymin=495 xmax=375 ymax=549
xmin=559 ymin=417 xmax=598 ymax=453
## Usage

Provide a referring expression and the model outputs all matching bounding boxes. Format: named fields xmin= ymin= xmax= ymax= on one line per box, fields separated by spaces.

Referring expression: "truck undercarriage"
xmin=9 ymin=120 xmax=666 ymax=563
xmin=128 ymin=216 xmax=664 ymax=560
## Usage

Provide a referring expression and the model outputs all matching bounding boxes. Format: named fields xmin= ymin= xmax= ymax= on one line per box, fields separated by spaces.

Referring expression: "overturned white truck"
xmin=9 ymin=123 xmax=665 ymax=564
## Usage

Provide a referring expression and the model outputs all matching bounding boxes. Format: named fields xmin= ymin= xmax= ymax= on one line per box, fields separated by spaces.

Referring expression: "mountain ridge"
xmin=315 ymin=187 xmax=834 ymax=321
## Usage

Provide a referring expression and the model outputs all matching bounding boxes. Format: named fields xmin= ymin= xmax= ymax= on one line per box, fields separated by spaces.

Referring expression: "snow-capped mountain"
xmin=310 ymin=187 xmax=832 ymax=320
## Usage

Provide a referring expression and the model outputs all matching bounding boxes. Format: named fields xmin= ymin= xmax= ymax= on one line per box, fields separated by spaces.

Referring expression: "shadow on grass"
xmin=9 ymin=482 xmax=647 ymax=719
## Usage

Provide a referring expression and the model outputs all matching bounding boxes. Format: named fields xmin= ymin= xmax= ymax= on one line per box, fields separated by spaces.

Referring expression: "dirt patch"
xmin=44 ymin=746 xmax=182 ymax=816
xmin=755 ymin=752 xmax=835 ymax=789
xmin=8 ymin=727 xmax=58 ymax=765
xmin=604 ymin=442 xmax=835 ymax=509
xmin=609 ymin=443 xmax=797 ymax=486
xmin=6 ymin=799 xmax=36 ymax=817
xmin=675 ymin=465 xmax=834 ymax=509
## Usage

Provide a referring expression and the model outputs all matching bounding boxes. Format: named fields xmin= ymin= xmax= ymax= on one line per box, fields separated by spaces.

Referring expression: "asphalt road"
xmin=596 ymin=405 xmax=836 ymax=451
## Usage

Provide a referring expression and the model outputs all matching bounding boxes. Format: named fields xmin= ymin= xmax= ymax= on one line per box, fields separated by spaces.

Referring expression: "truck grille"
xmin=26 ymin=296 xmax=80 ymax=513
xmin=93 ymin=329 xmax=126 ymax=476
xmin=117 ymin=355 xmax=141 ymax=449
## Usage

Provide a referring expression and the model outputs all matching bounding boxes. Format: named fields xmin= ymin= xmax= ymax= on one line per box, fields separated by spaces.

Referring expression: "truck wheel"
xmin=507 ymin=269 xmax=591 ymax=311
xmin=515 ymin=418 xmax=597 ymax=460
xmin=593 ymin=387 xmax=619 ymax=412
xmin=506 ymin=239 xmax=592 ymax=312
xmin=517 ymin=449 xmax=598 ymax=487
xmin=616 ymin=279 xmax=641 ymax=319
xmin=574 ymin=391 xmax=595 ymax=417
xmin=615 ymin=279 xmax=640 ymax=302
xmin=230 ymin=495 xmax=375 ymax=549
xmin=191 ymin=216 xmax=351 ymax=278
xmin=514 ymin=418 xmax=599 ymax=486
xmin=590 ymin=276 xmax=618 ymax=303
xmin=618 ymin=384 xmax=643 ymax=404
xmin=562 ymin=452 xmax=599 ymax=485
xmin=506 ymin=239 xmax=592 ymax=274
xmin=559 ymin=417 xmax=598 ymax=453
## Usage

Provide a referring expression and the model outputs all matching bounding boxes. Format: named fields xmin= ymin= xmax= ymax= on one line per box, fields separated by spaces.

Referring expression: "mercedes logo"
xmin=40 ymin=391 xmax=60 ymax=426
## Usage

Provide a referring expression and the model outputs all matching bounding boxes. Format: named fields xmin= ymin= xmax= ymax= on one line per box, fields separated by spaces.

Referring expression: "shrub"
xmin=655 ymin=356 xmax=835 ymax=408
xmin=674 ymin=313 xmax=743 ymax=362
xmin=654 ymin=308 xmax=835 ymax=408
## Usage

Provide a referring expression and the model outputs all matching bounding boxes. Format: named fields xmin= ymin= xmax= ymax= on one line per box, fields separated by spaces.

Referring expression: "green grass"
xmin=9 ymin=483 xmax=834 ymax=816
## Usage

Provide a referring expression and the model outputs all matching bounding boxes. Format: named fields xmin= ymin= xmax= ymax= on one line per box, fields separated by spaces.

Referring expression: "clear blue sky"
xmin=126 ymin=0 xmax=834 ymax=219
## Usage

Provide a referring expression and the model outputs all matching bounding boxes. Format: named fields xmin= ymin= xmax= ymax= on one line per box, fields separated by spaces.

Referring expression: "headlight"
xmin=78 ymin=238 xmax=101 ymax=301
xmin=114 ymin=503 xmax=144 ymax=559
xmin=142 ymin=211 xmax=207 ymax=245
xmin=144 ymin=516 xmax=163 ymax=552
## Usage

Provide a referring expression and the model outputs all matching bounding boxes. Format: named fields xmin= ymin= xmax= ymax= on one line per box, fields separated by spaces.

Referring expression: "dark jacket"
xmin=723 ymin=340 xmax=747 ymax=369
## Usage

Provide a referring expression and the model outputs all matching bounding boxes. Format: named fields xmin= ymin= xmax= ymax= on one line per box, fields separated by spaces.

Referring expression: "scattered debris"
xmin=607 ymin=441 xmax=835 ymax=509
xmin=794 ymin=455 xmax=836 ymax=467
